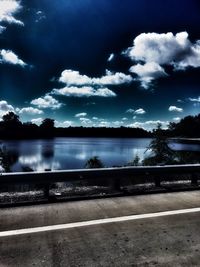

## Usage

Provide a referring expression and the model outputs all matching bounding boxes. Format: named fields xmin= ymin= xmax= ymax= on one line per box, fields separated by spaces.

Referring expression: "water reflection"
xmin=41 ymin=142 xmax=54 ymax=159
xmin=1 ymin=138 xmax=151 ymax=171
xmin=169 ymin=142 xmax=200 ymax=152
xmin=18 ymin=154 xmax=60 ymax=172
xmin=19 ymin=154 xmax=42 ymax=165
xmin=0 ymin=137 xmax=199 ymax=172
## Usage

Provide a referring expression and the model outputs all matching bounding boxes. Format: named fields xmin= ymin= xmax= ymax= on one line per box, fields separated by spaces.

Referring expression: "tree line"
xmin=0 ymin=111 xmax=199 ymax=139
xmin=0 ymin=112 xmax=150 ymax=139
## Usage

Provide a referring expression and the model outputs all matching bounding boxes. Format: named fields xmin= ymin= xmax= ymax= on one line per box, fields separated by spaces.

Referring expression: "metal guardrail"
xmin=0 ymin=164 xmax=200 ymax=199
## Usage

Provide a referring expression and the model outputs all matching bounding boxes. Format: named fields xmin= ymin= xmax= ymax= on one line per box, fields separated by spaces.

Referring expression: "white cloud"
xmin=134 ymin=108 xmax=146 ymax=115
xmin=50 ymin=67 xmax=131 ymax=99
xmin=129 ymin=62 xmax=167 ymax=89
xmin=99 ymin=120 xmax=110 ymax=127
xmin=0 ymin=26 xmax=6 ymax=33
xmin=0 ymin=0 xmax=24 ymax=26
xmin=112 ymin=121 xmax=124 ymax=127
xmin=55 ymin=120 xmax=73 ymax=128
xmin=94 ymin=88 xmax=116 ymax=97
xmin=128 ymin=120 xmax=169 ymax=131
xmin=125 ymin=32 xmax=189 ymax=65
xmin=75 ymin=112 xmax=87 ymax=117
xmin=52 ymin=86 xmax=116 ymax=98
xmin=31 ymin=118 xmax=43 ymax=125
xmin=168 ymin=106 xmax=183 ymax=112
xmin=126 ymin=108 xmax=135 ymax=113
xmin=59 ymin=69 xmax=132 ymax=86
xmin=173 ymin=117 xmax=181 ymax=122
xmin=0 ymin=100 xmax=15 ymax=117
xmin=53 ymin=86 xmax=94 ymax=97
xmin=177 ymin=99 xmax=184 ymax=103
xmin=108 ymin=53 xmax=114 ymax=62
xmin=126 ymin=108 xmax=146 ymax=114
xmin=124 ymin=31 xmax=200 ymax=88
xmin=80 ymin=118 xmax=92 ymax=125
xmin=31 ymin=95 xmax=63 ymax=110
xmin=0 ymin=49 xmax=26 ymax=66
xmin=188 ymin=96 xmax=200 ymax=103
xmin=17 ymin=107 xmax=43 ymax=115
xmin=122 ymin=117 xmax=128 ymax=121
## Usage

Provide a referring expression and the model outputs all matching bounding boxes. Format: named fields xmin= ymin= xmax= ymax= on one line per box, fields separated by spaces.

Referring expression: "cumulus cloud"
xmin=126 ymin=108 xmax=146 ymax=114
xmin=52 ymin=86 xmax=116 ymax=98
xmin=112 ymin=120 xmax=124 ymax=127
xmin=31 ymin=95 xmax=63 ymax=110
xmin=99 ymin=120 xmax=110 ymax=127
xmin=124 ymin=31 xmax=200 ymax=88
xmin=128 ymin=120 xmax=169 ymax=131
xmin=122 ymin=117 xmax=128 ymax=121
xmin=59 ymin=69 xmax=132 ymax=86
xmin=75 ymin=112 xmax=87 ymax=117
xmin=94 ymin=88 xmax=116 ymax=97
xmin=31 ymin=118 xmax=43 ymax=125
xmin=50 ymin=68 xmax=131 ymax=98
xmin=177 ymin=99 xmax=184 ymax=103
xmin=188 ymin=96 xmax=200 ymax=103
xmin=129 ymin=62 xmax=167 ymax=89
xmin=168 ymin=106 xmax=183 ymax=112
xmin=134 ymin=108 xmax=146 ymax=114
xmin=0 ymin=100 xmax=15 ymax=117
xmin=55 ymin=120 xmax=73 ymax=128
xmin=0 ymin=0 xmax=24 ymax=26
xmin=0 ymin=49 xmax=26 ymax=67
xmin=0 ymin=26 xmax=6 ymax=33
xmin=126 ymin=108 xmax=135 ymax=113
xmin=17 ymin=107 xmax=43 ymax=115
xmin=173 ymin=117 xmax=181 ymax=122
xmin=80 ymin=118 xmax=92 ymax=125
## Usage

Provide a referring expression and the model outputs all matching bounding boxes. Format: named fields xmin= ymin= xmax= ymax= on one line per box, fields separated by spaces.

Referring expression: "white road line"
xmin=1 ymin=207 xmax=200 ymax=237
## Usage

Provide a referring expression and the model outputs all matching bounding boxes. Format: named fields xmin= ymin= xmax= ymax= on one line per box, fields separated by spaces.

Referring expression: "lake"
xmin=1 ymin=138 xmax=200 ymax=172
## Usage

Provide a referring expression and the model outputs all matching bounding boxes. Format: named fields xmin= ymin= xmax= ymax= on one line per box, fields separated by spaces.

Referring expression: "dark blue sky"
xmin=0 ymin=0 xmax=200 ymax=130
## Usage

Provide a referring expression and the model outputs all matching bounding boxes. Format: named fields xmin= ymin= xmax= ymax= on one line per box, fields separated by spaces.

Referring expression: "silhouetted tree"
xmin=143 ymin=124 xmax=175 ymax=165
xmin=85 ymin=156 xmax=104 ymax=168
xmin=40 ymin=118 xmax=55 ymax=137
xmin=0 ymin=146 xmax=19 ymax=172
xmin=3 ymin=112 xmax=20 ymax=123
xmin=0 ymin=112 xmax=22 ymax=138
xmin=128 ymin=155 xmax=140 ymax=166
xmin=2 ymin=112 xmax=22 ymax=128
xmin=167 ymin=114 xmax=200 ymax=137
xmin=40 ymin=118 xmax=55 ymax=129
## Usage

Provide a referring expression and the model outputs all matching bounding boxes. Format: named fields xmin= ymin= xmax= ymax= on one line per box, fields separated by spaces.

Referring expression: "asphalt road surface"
xmin=1 ymin=191 xmax=200 ymax=266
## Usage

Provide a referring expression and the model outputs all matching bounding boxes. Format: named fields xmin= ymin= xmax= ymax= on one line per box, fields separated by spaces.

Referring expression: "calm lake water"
xmin=1 ymin=138 xmax=200 ymax=172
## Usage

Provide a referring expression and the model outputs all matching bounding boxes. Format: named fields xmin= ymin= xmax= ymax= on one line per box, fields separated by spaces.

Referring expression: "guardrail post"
xmin=154 ymin=176 xmax=161 ymax=187
xmin=43 ymin=183 xmax=50 ymax=200
xmin=191 ymin=174 xmax=198 ymax=186
xmin=114 ymin=177 xmax=121 ymax=191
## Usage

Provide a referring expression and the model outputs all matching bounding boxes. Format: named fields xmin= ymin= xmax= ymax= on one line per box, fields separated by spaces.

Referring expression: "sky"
xmin=0 ymin=0 xmax=200 ymax=130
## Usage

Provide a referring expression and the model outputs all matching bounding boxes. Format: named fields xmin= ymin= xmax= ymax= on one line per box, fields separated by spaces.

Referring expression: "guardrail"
xmin=0 ymin=164 xmax=200 ymax=201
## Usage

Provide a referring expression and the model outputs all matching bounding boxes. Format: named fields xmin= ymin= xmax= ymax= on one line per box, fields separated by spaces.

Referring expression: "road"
xmin=0 ymin=191 xmax=200 ymax=266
